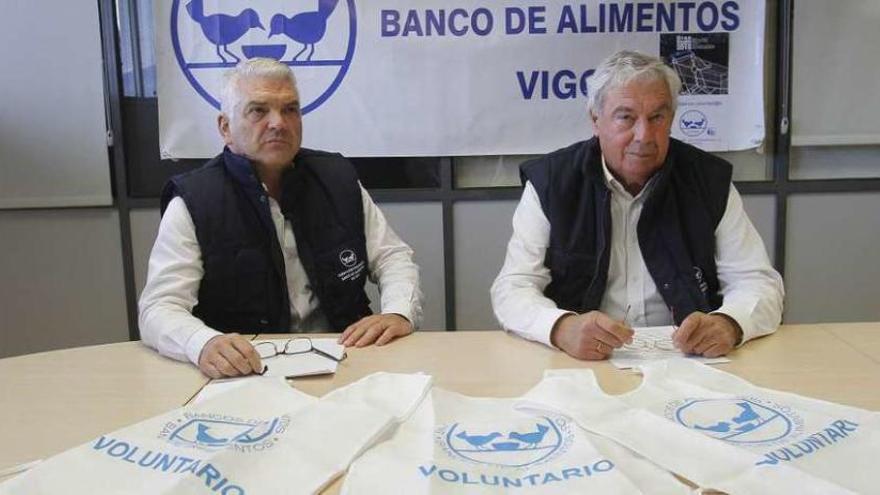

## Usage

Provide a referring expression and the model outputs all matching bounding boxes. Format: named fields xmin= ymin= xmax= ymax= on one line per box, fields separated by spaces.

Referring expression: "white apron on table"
xmin=520 ymin=360 xmax=879 ymax=494
xmin=0 ymin=372 xmax=431 ymax=495
xmin=342 ymin=380 xmax=689 ymax=494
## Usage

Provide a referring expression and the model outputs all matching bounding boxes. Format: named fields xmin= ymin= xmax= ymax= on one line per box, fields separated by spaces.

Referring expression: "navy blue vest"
xmin=521 ymin=137 xmax=731 ymax=325
xmin=160 ymin=148 xmax=372 ymax=333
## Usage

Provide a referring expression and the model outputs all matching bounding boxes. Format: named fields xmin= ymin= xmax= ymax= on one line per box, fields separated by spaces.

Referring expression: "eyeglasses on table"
xmin=254 ymin=337 xmax=347 ymax=363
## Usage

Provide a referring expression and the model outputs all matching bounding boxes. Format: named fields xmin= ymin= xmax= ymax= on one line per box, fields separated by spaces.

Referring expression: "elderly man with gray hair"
xmin=491 ymin=49 xmax=783 ymax=361
xmin=139 ymin=58 xmax=422 ymax=378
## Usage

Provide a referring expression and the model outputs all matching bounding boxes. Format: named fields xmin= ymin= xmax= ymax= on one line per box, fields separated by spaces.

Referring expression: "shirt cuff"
xmin=381 ymin=305 xmax=415 ymax=327
xmin=712 ymin=302 xmax=756 ymax=346
xmin=523 ymin=307 xmax=575 ymax=348
xmin=185 ymin=327 xmax=223 ymax=366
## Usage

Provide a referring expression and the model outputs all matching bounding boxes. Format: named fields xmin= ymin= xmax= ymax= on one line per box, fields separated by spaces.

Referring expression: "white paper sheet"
xmin=610 ymin=325 xmax=730 ymax=370
xmin=255 ymin=338 xmax=346 ymax=378
xmin=188 ymin=339 xmax=346 ymax=405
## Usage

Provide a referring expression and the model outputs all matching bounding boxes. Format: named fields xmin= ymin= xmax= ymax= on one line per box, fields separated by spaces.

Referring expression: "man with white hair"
xmin=491 ymin=50 xmax=783 ymax=361
xmin=140 ymin=58 xmax=422 ymax=378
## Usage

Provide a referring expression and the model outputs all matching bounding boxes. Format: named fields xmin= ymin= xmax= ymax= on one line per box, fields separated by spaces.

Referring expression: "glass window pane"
xmin=791 ymin=146 xmax=880 ymax=180
xmin=137 ymin=0 xmax=157 ymax=96
xmin=717 ymin=149 xmax=773 ymax=182
xmin=791 ymin=0 xmax=880 ymax=147
xmin=115 ymin=0 xmax=137 ymax=96
xmin=454 ymin=147 xmax=771 ymax=188
xmin=350 ymin=157 xmax=440 ymax=189
xmin=454 ymin=155 xmax=534 ymax=188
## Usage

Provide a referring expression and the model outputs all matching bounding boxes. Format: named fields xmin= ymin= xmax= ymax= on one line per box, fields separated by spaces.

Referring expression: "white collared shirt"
xmin=139 ymin=183 xmax=422 ymax=366
xmin=491 ymin=158 xmax=784 ymax=348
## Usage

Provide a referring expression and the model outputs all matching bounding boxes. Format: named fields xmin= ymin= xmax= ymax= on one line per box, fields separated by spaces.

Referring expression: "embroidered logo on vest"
xmin=339 ymin=249 xmax=357 ymax=267
xmin=693 ymin=266 xmax=709 ymax=294
xmin=337 ymin=247 xmax=365 ymax=281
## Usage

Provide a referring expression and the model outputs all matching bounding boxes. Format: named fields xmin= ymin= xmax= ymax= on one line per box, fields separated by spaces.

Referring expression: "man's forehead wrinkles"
xmin=607 ymin=97 xmax=671 ymax=116
xmin=243 ymin=95 xmax=299 ymax=107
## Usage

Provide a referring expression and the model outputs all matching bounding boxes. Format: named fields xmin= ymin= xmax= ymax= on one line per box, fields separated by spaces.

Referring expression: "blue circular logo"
xmin=673 ymin=398 xmax=799 ymax=445
xmin=438 ymin=416 xmax=572 ymax=468
xmin=159 ymin=413 xmax=289 ymax=453
xmin=170 ymin=0 xmax=357 ymax=115
xmin=679 ymin=109 xmax=708 ymax=137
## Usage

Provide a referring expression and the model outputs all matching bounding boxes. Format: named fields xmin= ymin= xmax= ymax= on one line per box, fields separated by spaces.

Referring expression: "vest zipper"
xmin=582 ymin=187 xmax=611 ymax=311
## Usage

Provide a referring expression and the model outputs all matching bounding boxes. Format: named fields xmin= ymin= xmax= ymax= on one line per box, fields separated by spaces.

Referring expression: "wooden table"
xmin=2 ymin=323 xmax=879 ymax=488
xmin=821 ymin=321 xmax=880 ymax=364
xmin=0 ymin=341 xmax=207 ymax=478
xmin=279 ymin=323 xmax=880 ymax=411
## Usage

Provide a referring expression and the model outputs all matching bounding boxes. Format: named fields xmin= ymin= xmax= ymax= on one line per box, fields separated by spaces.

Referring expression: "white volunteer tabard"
xmin=342 ymin=384 xmax=690 ymax=493
xmin=520 ymin=363 xmax=880 ymax=494
xmin=0 ymin=373 xmax=432 ymax=495
xmin=157 ymin=0 xmax=765 ymax=158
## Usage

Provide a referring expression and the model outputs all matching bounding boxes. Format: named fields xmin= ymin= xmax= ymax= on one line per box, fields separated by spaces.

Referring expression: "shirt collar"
xmin=600 ymin=153 xmax=658 ymax=201
xmin=222 ymin=147 xmax=297 ymax=194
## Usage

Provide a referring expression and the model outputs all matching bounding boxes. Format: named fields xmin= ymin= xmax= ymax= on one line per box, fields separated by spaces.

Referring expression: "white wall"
xmin=0 ymin=210 xmax=129 ymax=358
xmin=0 ymin=1 xmax=111 ymax=208
xmin=785 ymin=193 xmax=880 ymax=323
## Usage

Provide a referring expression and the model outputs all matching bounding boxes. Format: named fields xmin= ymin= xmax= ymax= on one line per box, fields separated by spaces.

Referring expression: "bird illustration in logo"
xmin=682 ymin=118 xmax=706 ymax=129
xmin=694 ymin=401 xmax=763 ymax=433
xmin=694 ymin=419 xmax=732 ymax=433
xmin=186 ymin=0 xmax=265 ymax=63
xmin=507 ymin=423 xmax=550 ymax=448
xmin=340 ymin=249 xmax=357 ymax=267
xmin=456 ymin=431 xmax=502 ymax=450
xmin=269 ymin=0 xmax=340 ymax=61
xmin=195 ymin=423 xmax=229 ymax=446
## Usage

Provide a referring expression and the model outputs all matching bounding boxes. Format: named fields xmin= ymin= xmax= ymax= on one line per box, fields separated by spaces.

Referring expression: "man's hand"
xmin=198 ymin=333 xmax=263 ymax=379
xmin=550 ymin=311 xmax=634 ymax=360
xmin=672 ymin=312 xmax=742 ymax=358
xmin=339 ymin=314 xmax=414 ymax=347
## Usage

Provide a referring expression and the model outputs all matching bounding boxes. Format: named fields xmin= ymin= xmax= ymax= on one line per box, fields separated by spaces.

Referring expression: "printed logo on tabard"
xmin=158 ymin=412 xmax=291 ymax=453
xmin=666 ymin=397 xmax=804 ymax=446
xmin=435 ymin=416 xmax=573 ymax=468
xmin=170 ymin=0 xmax=357 ymax=114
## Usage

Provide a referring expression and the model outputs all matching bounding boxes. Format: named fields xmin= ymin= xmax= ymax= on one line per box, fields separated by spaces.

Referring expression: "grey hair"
xmin=587 ymin=50 xmax=682 ymax=116
xmin=220 ymin=58 xmax=297 ymax=118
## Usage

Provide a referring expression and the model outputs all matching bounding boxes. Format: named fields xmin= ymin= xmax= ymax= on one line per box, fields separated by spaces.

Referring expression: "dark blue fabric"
xmin=521 ymin=137 xmax=732 ymax=324
xmin=161 ymin=147 xmax=371 ymax=333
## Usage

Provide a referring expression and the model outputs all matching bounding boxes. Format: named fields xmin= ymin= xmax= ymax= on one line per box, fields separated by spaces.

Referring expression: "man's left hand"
xmin=339 ymin=314 xmax=414 ymax=347
xmin=672 ymin=312 xmax=742 ymax=358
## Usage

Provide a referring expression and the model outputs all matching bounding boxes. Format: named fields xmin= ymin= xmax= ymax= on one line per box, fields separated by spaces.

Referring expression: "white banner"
xmin=157 ymin=0 xmax=765 ymax=158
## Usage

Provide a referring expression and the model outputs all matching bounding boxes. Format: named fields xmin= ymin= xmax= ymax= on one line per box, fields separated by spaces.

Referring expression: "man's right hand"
xmin=197 ymin=333 xmax=263 ymax=378
xmin=550 ymin=311 xmax=634 ymax=360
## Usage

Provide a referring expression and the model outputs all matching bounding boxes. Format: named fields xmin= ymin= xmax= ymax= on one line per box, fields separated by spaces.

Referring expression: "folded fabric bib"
xmin=342 ymin=378 xmax=689 ymax=494
xmin=519 ymin=359 xmax=879 ymax=494
xmin=0 ymin=372 xmax=431 ymax=495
